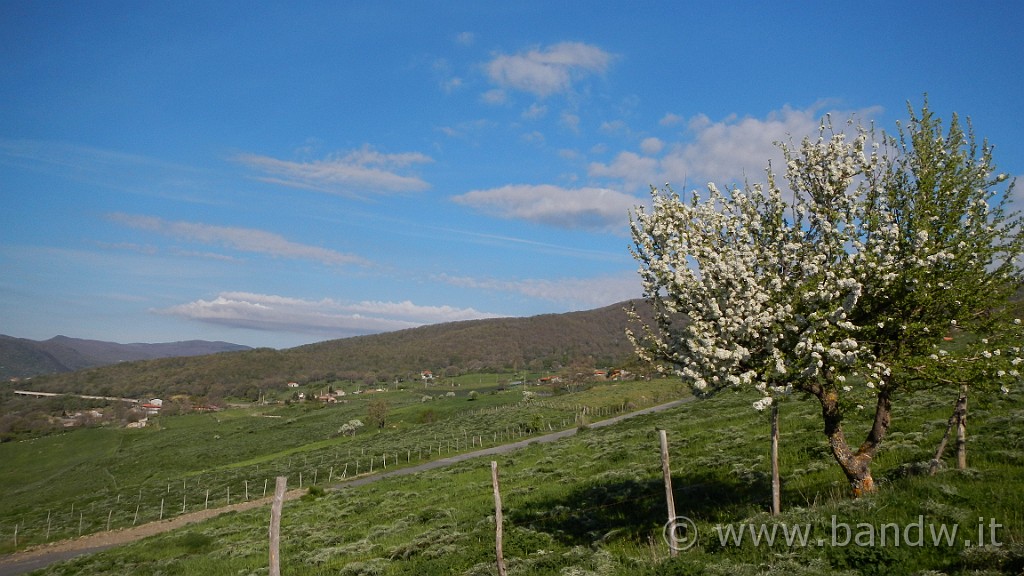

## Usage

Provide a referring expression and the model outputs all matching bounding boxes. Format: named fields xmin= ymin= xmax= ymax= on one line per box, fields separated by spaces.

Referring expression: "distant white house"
xmin=149 ymin=398 xmax=163 ymax=406
xmin=287 ymin=382 xmax=300 ymax=388
xmin=421 ymin=370 xmax=434 ymax=381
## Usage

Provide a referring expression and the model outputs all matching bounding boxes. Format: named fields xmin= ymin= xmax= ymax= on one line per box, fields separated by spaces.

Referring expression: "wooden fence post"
xmin=491 ymin=461 xmax=508 ymax=576
xmin=659 ymin=429 xmax=678 ymax=557
xmin=269 ymin=476 xmax=287 ymax=576
xmin=770 ymin=404 xmax=781 ymax=516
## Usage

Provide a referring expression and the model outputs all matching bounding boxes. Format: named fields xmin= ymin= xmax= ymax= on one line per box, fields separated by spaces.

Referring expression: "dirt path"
xmin=0 ymin=397 xmax=691 ymax=576
xmin=0 ymin=488 xmax=308 ymax=576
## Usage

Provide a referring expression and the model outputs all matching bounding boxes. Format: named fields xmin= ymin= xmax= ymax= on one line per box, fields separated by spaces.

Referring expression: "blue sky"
xmin=2 ymin=1 xmax=1022 ymax=349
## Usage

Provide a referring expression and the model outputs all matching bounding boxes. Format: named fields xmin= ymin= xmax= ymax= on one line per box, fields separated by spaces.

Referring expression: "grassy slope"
xmin=16 ymin=382 xmax=1024 ymax=575
xmin=0 ymin=376 xmax=682 ymax=553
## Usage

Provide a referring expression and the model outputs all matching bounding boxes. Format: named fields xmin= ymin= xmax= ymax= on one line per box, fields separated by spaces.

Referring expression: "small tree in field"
xmin=339 ymin=419 xmax=364 ymax=437
xmin=367 ymin=399 xmax=390 ymax=430
xmin=629 ymin=102 xmax=1022 ymax=496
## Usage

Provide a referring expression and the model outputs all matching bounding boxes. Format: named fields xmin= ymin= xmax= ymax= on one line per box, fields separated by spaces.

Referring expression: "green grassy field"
xmin=5 ymin=376 xmax=1022 ymax=575
xmin=0 ymin=375 xmax=682 ymax=554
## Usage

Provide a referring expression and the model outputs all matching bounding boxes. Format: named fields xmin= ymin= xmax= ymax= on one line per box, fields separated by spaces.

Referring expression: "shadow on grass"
xmin=507 ymin=470 xmax=769 ymax=546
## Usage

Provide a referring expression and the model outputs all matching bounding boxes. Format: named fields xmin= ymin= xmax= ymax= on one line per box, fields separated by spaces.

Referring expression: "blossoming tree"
xmin=629 ymin=102 xmax=1022 ymax=496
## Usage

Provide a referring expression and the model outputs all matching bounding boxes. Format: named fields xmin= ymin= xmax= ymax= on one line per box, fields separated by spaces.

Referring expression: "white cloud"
xmin=1006 ymin=177 xmax=1024 ymax=270
xmin=234 ymin=144 xmax=432 ymax=198
xmin=588 ymin=151 xmax=660 ymax=193
xmin=589 ymin=103 xmax=883 ymax=192
xmin=485 ymin=42 xmax=613 ymax=98
xmin=157 ymin=291 xmax=502 ymax=337
xmin=108 ymin=213 xmax=368 ymax=266
xmin=522 ymin=103 xmax=547 ymax=120
xmin=600 ymin=120 xmax=630 ymax=137
xmin=640 ymin=137 xmax=664 ymax=155
xmin=437 ymin=272 xmax=641 ymax=308
xmin=451 ymin=184 xmax=638 ymax=232
xmin=521 ymin=131 xmax=545 ymax=145
xmin=437 ymin=119 xmax=494 ymax=140
xmin=659 ymin=113 xmax=684 ymax=127
xmin=441 ymin=76 xmax=463 ymax=93
xmin=557 ymin=148 xmax=583 ymax=161
xmin=481 ymin=89 xmax=507 ymax=105
xmin=560 ymin=112 xmax=581 ymax=133
xmin=455 ymin=31 xmax=475 ymax=46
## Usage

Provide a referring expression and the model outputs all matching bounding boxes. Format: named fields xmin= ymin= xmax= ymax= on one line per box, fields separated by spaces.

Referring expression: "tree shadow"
xmin=507 ymin=470 xmax=770 ymax=546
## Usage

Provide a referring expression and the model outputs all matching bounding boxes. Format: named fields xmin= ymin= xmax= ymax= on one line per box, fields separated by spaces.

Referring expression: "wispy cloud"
xmin=0 ymin=138 xmax=188 ymax=174
xmin=437 ymin=272 xmax=640 ymax=308
xmin=430 ymin=226 xmax=628 ymax=262
xmin=450 ymin=184 xmax=638 ymax=232
xmin=108 ymin=213 xmax=368 ymax=266
xmin=485 ymin=42 xmax=613 ymax=99
xmin=234 ymin=144 xmax=432 ymax=198
xmin=0 ymin=138 xmax=223 ymax=205
xmin=156 ymin=291 xmax=501 ymax=337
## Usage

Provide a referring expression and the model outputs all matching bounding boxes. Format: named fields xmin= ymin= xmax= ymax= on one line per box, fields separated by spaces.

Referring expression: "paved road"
xmin=0 ymin=397 xmax=692 ymax=576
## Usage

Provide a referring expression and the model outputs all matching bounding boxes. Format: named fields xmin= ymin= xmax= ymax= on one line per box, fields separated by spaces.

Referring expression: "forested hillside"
xmin=12 ymin=300 xmax=650 ymax=401
xmin=0 ymin=335 xmax=251 ymax=380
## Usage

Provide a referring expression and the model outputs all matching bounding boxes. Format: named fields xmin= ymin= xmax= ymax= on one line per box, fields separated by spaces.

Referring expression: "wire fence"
xmin=0 ymin=395 xmax=666 ymax=552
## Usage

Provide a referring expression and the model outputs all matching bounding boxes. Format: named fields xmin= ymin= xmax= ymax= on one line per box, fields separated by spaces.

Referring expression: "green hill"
xmin=0 ymin=335 xmax=251 ymax=380
xmin=16 ymin=300 xmax=650 ymax=401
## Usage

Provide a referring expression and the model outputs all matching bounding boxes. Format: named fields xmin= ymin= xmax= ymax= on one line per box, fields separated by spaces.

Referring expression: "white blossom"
xmin=630 ymin=110 xmax=1023 ymax=418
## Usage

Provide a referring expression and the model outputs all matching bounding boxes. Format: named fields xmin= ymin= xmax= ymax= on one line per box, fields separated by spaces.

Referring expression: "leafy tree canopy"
xmin=629 ymin=100 xmax=1023 ymax=494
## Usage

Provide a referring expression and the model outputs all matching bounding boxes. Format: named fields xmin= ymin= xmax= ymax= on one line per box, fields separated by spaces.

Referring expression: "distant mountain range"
xmin=12 ymin=300 xmax=653 ymax=400
xmin=0 ymin=335 xmax=252 ymax=380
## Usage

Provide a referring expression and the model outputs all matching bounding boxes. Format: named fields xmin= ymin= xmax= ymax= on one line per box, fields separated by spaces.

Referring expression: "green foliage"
xmin=367 ymin=399 xmax=390 ymax=430
xmin=8 ymin=379 xmax=1022 ymax=575
xmin=857 ymin=100 xmax=1024 ymax=393
xmin=302 ymin=485 xmax=326 ymax=502
xmin=629 ymin=101 xmax=1023 ymax=494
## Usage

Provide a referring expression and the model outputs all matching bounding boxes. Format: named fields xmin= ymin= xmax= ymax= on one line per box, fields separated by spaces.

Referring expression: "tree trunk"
xmin=955 ymin=385 xmax=968 ymax=469
xmin=929 ymin=385 xmax=968 ymax=475
xmin=814 ymin=384 xmax=892 ymax=497
xmin=929 ymin=407 xmax=957 ymax=475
